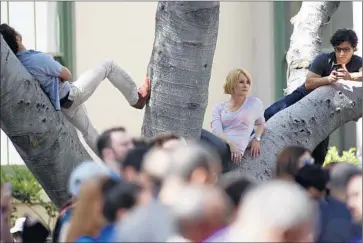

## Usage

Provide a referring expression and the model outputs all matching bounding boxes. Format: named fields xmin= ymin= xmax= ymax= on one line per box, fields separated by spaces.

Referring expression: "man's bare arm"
xmin=305 ymin=71 xmax=337 ymax=90
xmin=349 ymin=67 xmax=362 ymax=81
xmin=59 ymin=66 xmax=72 ymax=81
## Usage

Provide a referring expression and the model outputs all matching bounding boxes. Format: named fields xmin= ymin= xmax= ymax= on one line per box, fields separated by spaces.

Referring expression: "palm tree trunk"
xmin=142 ymin=1 xmax=220 ymax=139
xmin=0 ymin=35 xmax=91 ymax=207
xmin=284 ymin=1 xmax=340 ymax=94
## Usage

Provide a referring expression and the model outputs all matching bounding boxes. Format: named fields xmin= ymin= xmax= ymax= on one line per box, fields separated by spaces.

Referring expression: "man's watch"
xmin=255 ymin=136 xmax=261 ymax=142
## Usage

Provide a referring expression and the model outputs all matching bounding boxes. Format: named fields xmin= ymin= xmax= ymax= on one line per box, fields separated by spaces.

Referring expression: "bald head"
xmin=167 ymin=142 xmax=222 ymax=183
xmin=142 ymin=148 xmax=172 ymax=181
xmin=229 ymin=180 xmax=315 ymax=242
xmin=171 ymin=185 xmax=232 ymax=241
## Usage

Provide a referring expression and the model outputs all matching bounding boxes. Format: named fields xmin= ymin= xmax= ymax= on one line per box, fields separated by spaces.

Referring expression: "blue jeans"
xmin=264 ymin=90 xmax=329 ymax=165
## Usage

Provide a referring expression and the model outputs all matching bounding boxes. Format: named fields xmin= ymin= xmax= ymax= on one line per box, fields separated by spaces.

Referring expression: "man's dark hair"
xmin=275 ymin=146 xmax=310 ymax=177
xmin=96 ymin=126 xmax=126 ymax=158
xmin=132 ymin=138 xmax=150 ymax=149
xmin=122 ymin=147 xmax=150 ymax=172
xmin=102 ymin=182 xmax=141 ymax=223
xmin=330 ymin=28 xmax=358 ymax=49
xmin=295 ymin=164 xmax=329 ymax=192
xmin=0 ymin=23 xmax=19 ymax=54
xmin=217 ymin=171 xmax=256 ymax=207
xmin=329 ymin=162 xmax=362 ymax=191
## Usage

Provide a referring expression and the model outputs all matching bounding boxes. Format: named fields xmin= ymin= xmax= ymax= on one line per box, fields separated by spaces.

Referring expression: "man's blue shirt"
xmin=16 ymin=50 xmax=62 ymax=110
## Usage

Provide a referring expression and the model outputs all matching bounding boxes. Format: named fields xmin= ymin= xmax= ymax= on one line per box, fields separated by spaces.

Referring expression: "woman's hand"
xmin=229 ymin=143 xmax=242 ymax=163
xmin=250 ymin=139 xmax=261 ymax=158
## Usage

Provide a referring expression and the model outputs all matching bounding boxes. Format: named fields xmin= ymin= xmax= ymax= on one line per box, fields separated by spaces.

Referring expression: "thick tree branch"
xmin=0 ymin=35 xmax=91 ymax=207
xmin=233 ymin=81 xmax=362 ymax=180
xmin=142 ymin=1 xmax=220 ymax=139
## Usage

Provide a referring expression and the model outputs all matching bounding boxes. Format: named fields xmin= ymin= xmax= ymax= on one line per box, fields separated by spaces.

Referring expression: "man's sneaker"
xmin=132 ymin=77 xmax=151 ymax=109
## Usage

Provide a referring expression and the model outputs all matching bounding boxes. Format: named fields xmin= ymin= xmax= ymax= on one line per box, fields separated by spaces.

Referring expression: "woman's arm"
xmin=211 ymin=104 xmax=234 ymax=146
xmin=254 ymin=123 xmax=265 ymax=139
xmin=250 ymin=99 xmax=266 ymax=158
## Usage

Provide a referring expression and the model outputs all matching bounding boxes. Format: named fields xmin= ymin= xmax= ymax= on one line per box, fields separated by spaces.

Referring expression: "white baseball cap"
xmin=10 ymin=217 xmax=26 ymax=233
xmin=68 ymin=161 xmax=110 ymax=196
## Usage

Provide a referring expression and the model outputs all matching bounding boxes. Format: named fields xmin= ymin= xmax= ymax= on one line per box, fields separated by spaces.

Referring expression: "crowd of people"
xmin=0 ymin=22 xmax=362 ymax=243
xmin=1 ymin=132 xmax=362 ymax=242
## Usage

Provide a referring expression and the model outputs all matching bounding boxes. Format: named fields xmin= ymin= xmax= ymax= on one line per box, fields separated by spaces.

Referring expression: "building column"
xmin=353 ymin=1 xmax=362 ymax=165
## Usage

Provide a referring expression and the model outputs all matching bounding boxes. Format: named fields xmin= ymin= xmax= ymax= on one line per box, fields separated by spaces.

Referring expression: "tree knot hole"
xmin=187 ymin=103 xmax=199 ymax=110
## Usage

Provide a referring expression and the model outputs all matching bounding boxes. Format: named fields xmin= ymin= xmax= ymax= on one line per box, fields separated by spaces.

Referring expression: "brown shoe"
xmin=132 ymin=77 xmax=151 ymax=109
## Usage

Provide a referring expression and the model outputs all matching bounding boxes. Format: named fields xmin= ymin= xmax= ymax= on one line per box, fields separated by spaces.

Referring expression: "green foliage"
xmin=323 ymin=146 xmax=361 ymax=167
xmin=1 ymin=165 xmax=57 ymax=226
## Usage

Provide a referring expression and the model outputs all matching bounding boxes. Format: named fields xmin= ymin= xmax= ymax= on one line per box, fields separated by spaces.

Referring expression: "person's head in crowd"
xmin=330 ymin=28 xmax=358 ymax=65
xmin=229 ymin=180 xmax=316 ymax=242
xmin=68 ymin=161 xmax=110 ymax=198
xmin=158 ymin=142 xmax=222 ymax=205
xmin=65 ymin=176 xmax=119 ymax=242
xmin=103 ymin=182 xmax=142 ymax=223
xmin=138 ymin=147 xmax=173 ymax=197
xmin=168 ymin=142 xmax=222 ymax=185
xmin=346 ymin=172 xmax=362 ymax=224
xmin=121 ymin=146 xmax=150 ymax=183
xmin=55 ymin=161 xmax=111 ymax=243
xmin=96 ymin=126 xmax=134 ymax=175
xmin=294 ymin=164 xmax=329 ymax=201
xmin=149 ymin=132 xmax=187 ymax=150
xmin=328 ymin=162 xmax=361 ymax=203
xmin=10 ymin=217 xmax=26 ymax=242
xmin=216 ymin=171 xmax=256 ymax=221
xmin=132 ymin=138 xmax=150 ymax=149
xmin=275 ymin=146 xmax=313 ymax=181
xmin=169 ymin=185 xmax=232 ymax=242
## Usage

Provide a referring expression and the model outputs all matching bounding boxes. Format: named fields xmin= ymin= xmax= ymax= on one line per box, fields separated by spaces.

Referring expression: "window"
xmin=0 ymin=2 xmax=75 ymax=165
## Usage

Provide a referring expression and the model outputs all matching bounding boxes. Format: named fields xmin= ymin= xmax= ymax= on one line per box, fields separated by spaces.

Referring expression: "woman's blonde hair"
xmin=65 ymin=176 xmax=109 ymax=242
xmin=223 ymin=68 xmax=253 ymax=94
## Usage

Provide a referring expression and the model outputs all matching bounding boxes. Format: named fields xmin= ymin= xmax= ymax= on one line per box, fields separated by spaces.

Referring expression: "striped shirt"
xmin=211 ymin=96 xmax=265 ymax=155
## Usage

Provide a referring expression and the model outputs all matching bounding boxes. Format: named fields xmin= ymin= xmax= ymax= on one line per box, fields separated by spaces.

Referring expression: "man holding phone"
xmin=264 ymin=28 xmax=362 ymax=165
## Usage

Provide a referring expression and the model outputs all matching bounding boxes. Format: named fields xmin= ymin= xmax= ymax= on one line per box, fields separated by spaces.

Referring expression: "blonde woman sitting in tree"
xmin=211 ymin=68 xmax=265 ymax=163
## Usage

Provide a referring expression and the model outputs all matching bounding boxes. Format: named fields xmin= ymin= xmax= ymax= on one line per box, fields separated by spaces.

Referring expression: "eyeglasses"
xmin=334 ymin=47 xmax=352 ymax=53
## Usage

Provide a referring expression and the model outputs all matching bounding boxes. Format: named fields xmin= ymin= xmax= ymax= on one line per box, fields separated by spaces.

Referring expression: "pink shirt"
xmin=211 ymin=96 xmax=265 ymax=155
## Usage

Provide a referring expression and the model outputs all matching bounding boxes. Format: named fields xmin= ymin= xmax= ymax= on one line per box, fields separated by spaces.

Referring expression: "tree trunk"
xmin=234 ymin=81 xmax=362 ymax=180
xmin=284 ymin=1 xmax=340 ymax=95
xmin=142 ymin=1 xmax=220 ymax=139
xmin=0 ymin=35 xmax=91 ymax=207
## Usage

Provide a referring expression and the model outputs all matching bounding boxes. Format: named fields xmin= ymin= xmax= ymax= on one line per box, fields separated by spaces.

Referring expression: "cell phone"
xmin=2 ymin=183 xmax=12 ymax=197
xmin=333 ymin=64 xmax=343 ymax=71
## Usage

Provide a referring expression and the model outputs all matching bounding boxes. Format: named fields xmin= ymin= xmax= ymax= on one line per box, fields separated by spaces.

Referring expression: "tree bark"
xmin=284 ymin=1 xmax=340 ymax=95
xmin=142 ymin=1 xmax=220 ymax=139
xmin=0 ymin=35 xmax=91 ymax=207
xmin=233 ymin=81 xmax=362 ymax=180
